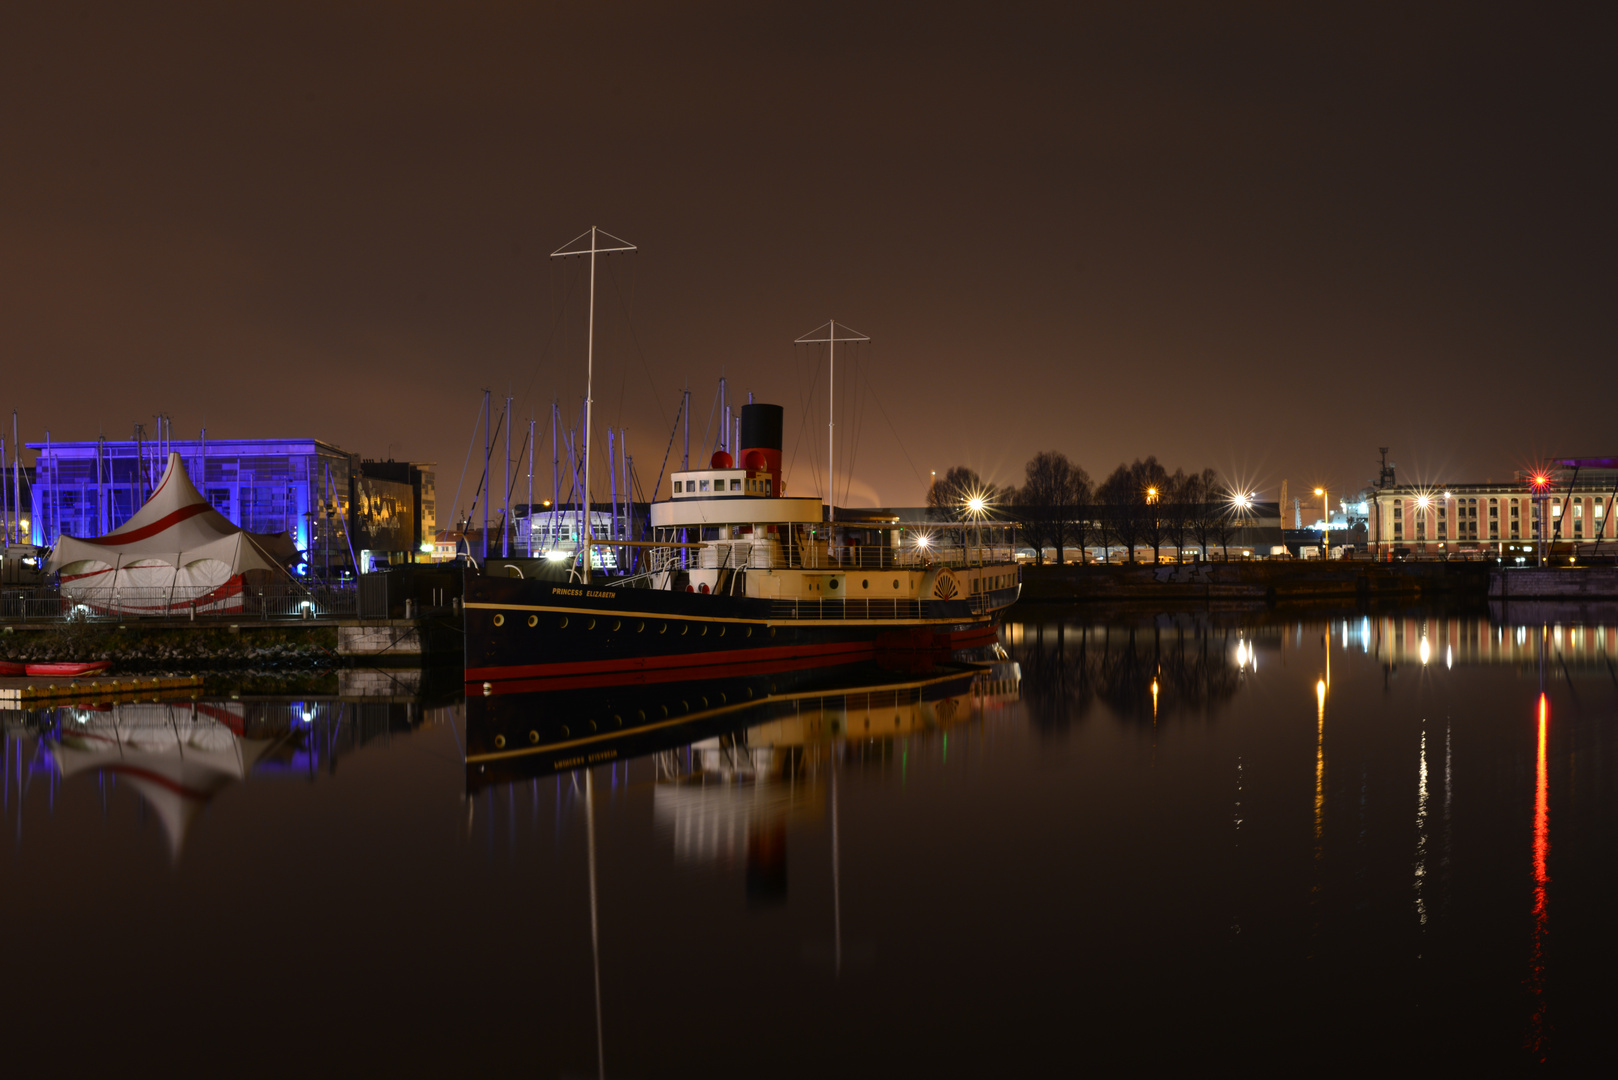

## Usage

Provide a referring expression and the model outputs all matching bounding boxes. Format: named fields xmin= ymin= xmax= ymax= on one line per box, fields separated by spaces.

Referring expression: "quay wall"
xmin=1019 ymin=561 xmax=1489 ymax=604
xmin=1 ymin=616 xmax=463 ymax=669
xmin=1488 ymin=567 xmax=1618 ymax=599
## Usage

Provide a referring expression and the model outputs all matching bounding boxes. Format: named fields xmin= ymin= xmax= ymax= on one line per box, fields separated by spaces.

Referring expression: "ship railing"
xmin=644 ymin=541 xmax=1022 ymax=575
xmin=767 ymin=598 xmax=924 ymax=621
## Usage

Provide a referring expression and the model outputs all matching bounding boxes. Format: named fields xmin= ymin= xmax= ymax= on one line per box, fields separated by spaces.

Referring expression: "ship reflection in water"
xmin=467 ymin=658 xmax=1022 ymax=909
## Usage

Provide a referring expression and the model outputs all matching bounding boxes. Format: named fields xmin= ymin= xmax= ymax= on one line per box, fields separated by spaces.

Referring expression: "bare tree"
xmin=1189 ymin=468 xmax=1224 ymax=560
xmin=1163 ymin=468 xmax=1195 ymax=559
xmin=1097 ymin=464 xmax=1144 ymax=563
xmin=1015 ymin=451 xmax=1091 ymax=564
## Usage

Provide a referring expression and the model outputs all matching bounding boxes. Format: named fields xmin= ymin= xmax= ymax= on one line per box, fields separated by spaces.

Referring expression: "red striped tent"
xmin=47 ymin=452 xmax=299 ymax=614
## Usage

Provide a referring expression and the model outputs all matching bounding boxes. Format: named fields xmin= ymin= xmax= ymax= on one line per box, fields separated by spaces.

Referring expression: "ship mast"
xmin=795 ymin=319 xmax=869 ymax=523
xmin=552 ymin=227 xmax=637 ymax=583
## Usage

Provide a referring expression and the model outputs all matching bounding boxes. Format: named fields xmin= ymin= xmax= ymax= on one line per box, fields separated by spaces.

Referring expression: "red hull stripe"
xmin=481 ymin=649 xmax=869 ymax=694
xmin=466 ymin=639 xmax=873 ymax=684
xmin=80 ymin=503 xmax=213 ymax=546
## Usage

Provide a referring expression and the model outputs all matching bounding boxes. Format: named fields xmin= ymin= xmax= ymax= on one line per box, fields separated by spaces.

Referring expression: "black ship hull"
xmin=463 ymin=661 xmax=985 ymax=790
xmin=462 ymin=573 xmax=1016 ymax=694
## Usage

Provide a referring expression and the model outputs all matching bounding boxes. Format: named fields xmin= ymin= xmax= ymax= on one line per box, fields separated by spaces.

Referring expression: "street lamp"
xmin=963 ymin=491 xmax=990 ymax=567
xmin=1530 ymin=473 xmax=1551 ymax=566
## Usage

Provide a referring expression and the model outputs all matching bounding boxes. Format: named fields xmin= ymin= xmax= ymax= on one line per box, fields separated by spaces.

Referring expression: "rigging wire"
xmin=698 ymin=381 xmax=721 ymax=462
xmin=785 ymin=342 xmax=824 ymax=498
xmin=446 ymin=398 xmax=485 ymax=538
xmin=604 ymin=256 xmax=669 ymax=431
xmin=860 ymin=364 xmax=929 ymax=495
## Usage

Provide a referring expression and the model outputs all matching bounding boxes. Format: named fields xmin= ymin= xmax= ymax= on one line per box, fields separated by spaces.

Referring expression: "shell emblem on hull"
xmin=932 ymin=569 xmax=959 ymax=601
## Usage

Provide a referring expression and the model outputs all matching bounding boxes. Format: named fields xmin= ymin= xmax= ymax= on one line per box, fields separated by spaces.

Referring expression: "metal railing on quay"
xmin=0 ymin=585 xmax=358 ymax=623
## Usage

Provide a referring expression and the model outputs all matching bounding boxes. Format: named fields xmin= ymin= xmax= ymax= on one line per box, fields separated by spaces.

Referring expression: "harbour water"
xmin=3 ymin=608 xmax=1614 ymax=1074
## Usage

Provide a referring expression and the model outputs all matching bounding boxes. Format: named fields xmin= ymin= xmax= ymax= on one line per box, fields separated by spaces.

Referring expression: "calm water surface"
xmin=4 ymin=609 xmax=1616 ymax=1075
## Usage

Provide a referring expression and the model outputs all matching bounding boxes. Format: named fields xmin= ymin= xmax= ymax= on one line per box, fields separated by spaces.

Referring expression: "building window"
xmin=1574 ymin=502 xmax=1583 ymax=518
xmin=1489 ymin=523 xmax=1499 ymax=539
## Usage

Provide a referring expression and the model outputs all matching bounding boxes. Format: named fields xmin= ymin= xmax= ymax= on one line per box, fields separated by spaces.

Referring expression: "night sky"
xmin=3 ymin=3 xmax=1614 ymax=516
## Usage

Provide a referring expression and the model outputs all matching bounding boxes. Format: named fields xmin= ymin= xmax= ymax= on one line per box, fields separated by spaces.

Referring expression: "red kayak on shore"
xmin=23 ymin=661 xmax=111 ymax=677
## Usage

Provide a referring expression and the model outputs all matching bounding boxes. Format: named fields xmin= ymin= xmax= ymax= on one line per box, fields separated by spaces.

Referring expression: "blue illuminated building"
xmin=26 ymin=437 xmax=370 ymax=575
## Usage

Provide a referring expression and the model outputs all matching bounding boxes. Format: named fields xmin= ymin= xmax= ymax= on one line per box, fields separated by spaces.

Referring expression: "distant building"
xmin=26 ymin=437 xmax=434 ymax=576
xmin=1368 ymin=460 xmax=1618 ymax=556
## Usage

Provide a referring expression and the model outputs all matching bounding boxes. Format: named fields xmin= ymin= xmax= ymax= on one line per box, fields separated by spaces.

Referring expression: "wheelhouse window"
xmin=699 ymin=479 xmax=710 ymax=492
xmin=730 ymin=479 xmax=742 ymax=491
xmin=674 ymin=481 xmax=683 ymax=493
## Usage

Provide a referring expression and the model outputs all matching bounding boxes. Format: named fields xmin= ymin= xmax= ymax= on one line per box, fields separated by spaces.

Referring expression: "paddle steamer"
xmin=463 ymin=402 xmax=1020 ymax=693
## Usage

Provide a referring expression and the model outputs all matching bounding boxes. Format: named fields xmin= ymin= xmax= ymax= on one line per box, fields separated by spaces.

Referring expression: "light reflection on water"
xmin=2 ymin=609 xmax=1615 ymax=1074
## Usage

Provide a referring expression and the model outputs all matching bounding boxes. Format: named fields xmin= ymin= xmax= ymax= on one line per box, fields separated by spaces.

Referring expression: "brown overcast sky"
xmin=2 ymin=2 xmax=1614 ymax=516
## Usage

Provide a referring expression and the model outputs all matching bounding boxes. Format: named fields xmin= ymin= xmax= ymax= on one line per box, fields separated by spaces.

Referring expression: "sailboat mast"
xmin=503 ymin=392 xmax=512 ymax=559
xmin=584 ymin=227 xmax=598 ymax=583
xmin=551 ymin=225 xmax=636 ymax=581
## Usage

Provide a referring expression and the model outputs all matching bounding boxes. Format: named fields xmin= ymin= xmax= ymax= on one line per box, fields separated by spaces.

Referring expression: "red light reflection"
xmin=1527 ymin=692 xmax=1549 ymax=1059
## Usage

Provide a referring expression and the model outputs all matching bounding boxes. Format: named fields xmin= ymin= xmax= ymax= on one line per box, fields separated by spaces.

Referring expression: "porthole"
xmin=529 ymin=730 xmax=540 ymax=743
xmin=589 ymin=719 xmax=597 ymax=731
xmin=699 ymin=696 xmax=709 ymax=708
xmin=492 ymin=613 xmax=505 ymax=627
xmin=745 ymin=687 xmax=754 ymax=698
xmin=587 ymin=618 xmax=596 ymax=630
xmin=636 ymin=621 xmax=645 ymax=632
xmin=494 ymin=734 xmax=506 ymax=748
xmin=718 ymin=625 xmax=726 ymax=636
xmin=862 ymin=579 xmax=869 ymax=589
xmin=745 ymin=626 xmax=753 ymax=637
xmin=718 ymin=692 xmax=727 ymax=704
xmin=559 ymin=616 xmax=569 ymax=629
xmin=610 ymin=619 xmax=621 ymax=631
xmin=679 ymin=700 xmax=689 ymax=713
xmin=636 ymin=709 xmax=646 ymax=721
xmin=893 ymin=579 xmax=900 ymax=589
xmin=769 ymin=627 xmax=776 ymax=638
xmin=659 ymin=704 xmax=669 ymax=717
xmin=699 ymin=625 xmax=708 ymax=636
xmin=680 ymin=624 xmax=688 ymax=635
xmin=527 ymin=615 xmax=538 ymax=627
xmin=561 ymin=724 xmax=570 ymax=736
xmin=614 ymin=714 xmax=623 ymax=727
xmin=829 ymin=579 xmax=839 ymax=590
xmin=659 ymin=622 xmax=668 ymax=634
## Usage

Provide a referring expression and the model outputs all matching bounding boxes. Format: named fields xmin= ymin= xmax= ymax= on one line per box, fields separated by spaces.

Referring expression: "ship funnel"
xmin=739 ymin=403 xmax=783 ymax=480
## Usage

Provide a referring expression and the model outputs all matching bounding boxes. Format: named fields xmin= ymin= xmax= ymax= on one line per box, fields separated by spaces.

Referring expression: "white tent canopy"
xmin=47 ymin=452 xmax=298 ymax=614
